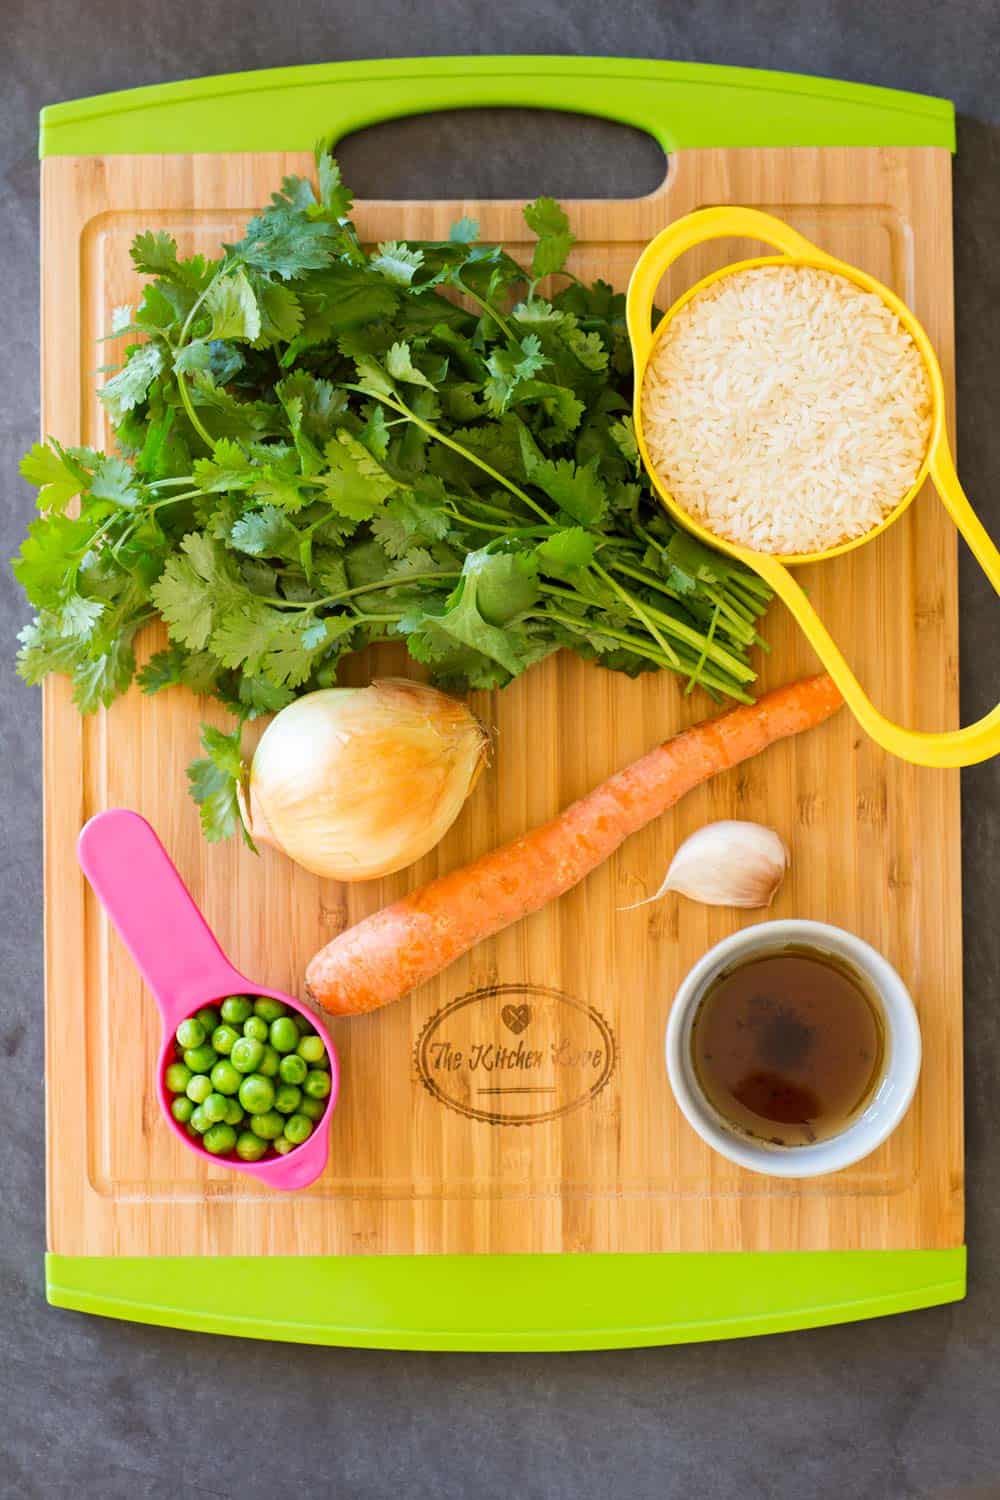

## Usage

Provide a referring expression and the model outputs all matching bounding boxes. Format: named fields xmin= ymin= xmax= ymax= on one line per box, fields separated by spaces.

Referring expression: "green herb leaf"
xmin=19 ymin=442 xmax=88 ymax=513
xmin=319 ymin=431 xmax=399 ymax=520
xmin=232 ymin=206 xmax=338 ymax=281
xmin=449 ymin=217 xmax=480 ymax=244
xmin=483 ymin=334 xmax=547 ymax=415
xmin=187 ymin=724 xmax=254 ymax=847
xmin=535 ymin=527 xmax=597 ymax=579
xmin=204 ymin=267 xmax=262 ymax=342
xmin=385 ymin=340 xmax=436 ymax=388
xmin=523 ymin=196 xmax=575 ymax=279
xmin=99 ymin=343 xmax=165 ymax=424
xmin=371 ymin=241 xmax=425 ymax=286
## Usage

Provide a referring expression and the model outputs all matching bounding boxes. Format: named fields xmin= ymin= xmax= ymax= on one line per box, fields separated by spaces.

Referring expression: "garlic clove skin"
xmin=632 ymin=820 xmax=789 ymax=910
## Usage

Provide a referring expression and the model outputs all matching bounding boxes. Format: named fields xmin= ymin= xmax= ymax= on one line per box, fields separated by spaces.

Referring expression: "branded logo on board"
xmin=414 ymin=984 xmax=616 ymax=1126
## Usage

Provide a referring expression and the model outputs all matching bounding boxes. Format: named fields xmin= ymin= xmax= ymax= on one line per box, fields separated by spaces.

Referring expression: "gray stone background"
xmin=3 ymin=4 xmax=999 ymax=1497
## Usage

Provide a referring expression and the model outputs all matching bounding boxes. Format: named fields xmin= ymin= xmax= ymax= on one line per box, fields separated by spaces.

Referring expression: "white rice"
xmin=640 ymin=265 xmax=932 ymax=555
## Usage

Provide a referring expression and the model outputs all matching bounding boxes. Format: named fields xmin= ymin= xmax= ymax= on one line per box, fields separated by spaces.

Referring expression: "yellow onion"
xmin=239 ymin=679 xmax=487 ymax=881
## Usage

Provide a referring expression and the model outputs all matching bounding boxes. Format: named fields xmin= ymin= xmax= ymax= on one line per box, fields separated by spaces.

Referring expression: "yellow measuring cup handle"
xmin=625 ymin=206 xmax=830 ymax=368
xmin=751 ymin=543 xmax=1000 ymax=769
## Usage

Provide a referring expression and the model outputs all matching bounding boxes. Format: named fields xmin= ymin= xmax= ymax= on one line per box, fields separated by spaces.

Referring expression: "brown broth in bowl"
xmin=690 ymin=948 xmax=885 ymax=1147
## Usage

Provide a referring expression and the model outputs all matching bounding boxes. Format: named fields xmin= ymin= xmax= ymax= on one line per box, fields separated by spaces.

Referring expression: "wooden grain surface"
xmin=42 ymin=146 xmax=963 ymax=1257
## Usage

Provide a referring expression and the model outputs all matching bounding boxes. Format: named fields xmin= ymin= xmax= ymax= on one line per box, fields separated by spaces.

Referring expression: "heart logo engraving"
xmin=501 ymin=1003 xmax=532 ymax=1035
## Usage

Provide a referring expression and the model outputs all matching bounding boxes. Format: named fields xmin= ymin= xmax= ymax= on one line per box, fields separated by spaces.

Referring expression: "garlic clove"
xmin=625 ymin=820 xmax=789 ymax=911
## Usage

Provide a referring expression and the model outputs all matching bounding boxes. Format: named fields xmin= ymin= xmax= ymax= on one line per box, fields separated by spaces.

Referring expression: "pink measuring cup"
xmin=77 ymin=808 xmax=339 ymax=1191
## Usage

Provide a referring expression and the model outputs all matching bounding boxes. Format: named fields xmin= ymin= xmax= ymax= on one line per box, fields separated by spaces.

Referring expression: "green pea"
xmin=303 ymin=1069 xmax=331 ymax=1101
xmin=182 ymin=1044 xmax=218 ymax=1074
xmin=269 ymin=1016 xmax=300 ymax=1054
xmin=284 ymin=1113 xmax=314 ymax=1145
xmin=256 ymin=1044 xmax=280 ymax=1079
xmin=186 ymin=1124 xmax=201 ymax=1139
xmin=250 ymin=1109 xmax=285 ymax=1141
xmin=176 ymin=1017 xmax=205 ymax=1050
xmin=221 ymin=996 xmax=253 ymax=1025
xmin=273 ymin=1083 xmax=302 ymax=1116
xmin=272 ymin=1136 xmax=295 ymax=1155
xmin=238 ymin=1073 xmax=275 ymax=1115
xmin=203 ymin=1123 xmax=237 ymax=1156
xmin=202 ymin=1092 xmax=229 ymax=1124
xmin=254 ymin=997 xmax=287 ymax=1022
xmin=210 ymin=1059 xmax=241 ymax=1096
xmin=296 ymin=1035 xmax=326 ymax=1065
xmin=223 ymin=1099 xmax=244 ymax=1126
xmin=279 ymin=1053 xmax=308 ymax=1086
xmin=243 ymin=1015 xmax=269 ymax=1042
xmin=196 ymin=1006 xmax=221 ymax=1036
xmin=164 ymin=1062 xmax=192 ymax=1095
xmin=186 ymin=1073 xmax=213 ymax=1105
xmin=171 ymin=1096 xmax=194 ymax=1124
xmin=293 ymin=1012 xmax=315 ymax=1035
xmin=230 ymin=1037 xmax=265 ymax=1074
xmin=235 ymin=1130 xmax=268 ymax=1162
xmin=310 ymin=1052 xmax=330 ymax=1071
xmin=189 ymin=1104 xmax=211 ymax=1134
xmin=211 ymin=1024 xmax=240 ymax=1056
xmin=298 ymin=1095 xmax=326 ymax=1122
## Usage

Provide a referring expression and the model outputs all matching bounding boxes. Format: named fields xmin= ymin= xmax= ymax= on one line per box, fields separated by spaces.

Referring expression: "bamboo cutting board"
xmin=42 ymin=122 xmax=963 ymax=1263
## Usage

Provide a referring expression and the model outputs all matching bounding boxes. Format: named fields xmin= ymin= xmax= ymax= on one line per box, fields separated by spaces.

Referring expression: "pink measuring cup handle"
xmin=78 ymin=809 xmax=246 ymax=1030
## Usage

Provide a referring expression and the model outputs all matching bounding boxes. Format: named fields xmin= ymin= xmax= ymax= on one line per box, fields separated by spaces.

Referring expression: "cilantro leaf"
xmin=520 ymin=442 xmax=607 ymax=527
xmin=315 ymin=150 xmax=353 ymax=221
xmin=138 ymin=644 xmax=221 ymax=697
xmin=229 ymin=506 xmax=300 ymax=559
xmin=19 ymin=442 xmax=89 ymax=513
xmin=535 ymin=527 xmax=597 ymax=579
xmin=70 ymin=638 xmax=137 ymax=712
xmin=319 ymin=431 xmax=398 ymax=520
xmin=523 ymin=196 xmax=575 ymax=279
xmin=232 ymin=206 xmax=338 ymax=281
xmin=371 ymin=241 xmax=424 ymax=286
xmin=100 ymin=343 xmax=165 ymax=424
xmin=609 ymin=416 xmax=640 ymax=469
xmin=252 ymin=278 xmax=303 ymax=345
xmin=204 ymin=268 xmax=261 ymax=342
xmin=386 ymin=341 xmax=436 ymax=388
xmin=151 ymin=532 xmax=245 ymax=649
xmin=13 ymin=512 xmax=97 ymax=609
xmin=192 ymin=438 xmax=256 ymax=493
xmin=89 ymin=455 xmax=145 ymax=508
xmin=371 ymin=491 xmax=451 ymax=558
xmin=483 ymin=334 xmax=547 ymax=415
xmin=187 ymin=724 xmax=254 ymax=847
xmin=449 ymin=217 xmax=479 ymax=244
xmin=406 ymin=549 xmax=536 ymax=676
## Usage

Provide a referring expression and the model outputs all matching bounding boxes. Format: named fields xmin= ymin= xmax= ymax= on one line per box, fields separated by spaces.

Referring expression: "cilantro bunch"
xmin=13 ymin=149 xmax=770 ymax=842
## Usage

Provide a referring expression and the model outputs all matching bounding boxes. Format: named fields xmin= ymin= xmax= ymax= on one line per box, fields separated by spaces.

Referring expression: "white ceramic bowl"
xmin=665 ymin=920 xmax=921 ymax=1178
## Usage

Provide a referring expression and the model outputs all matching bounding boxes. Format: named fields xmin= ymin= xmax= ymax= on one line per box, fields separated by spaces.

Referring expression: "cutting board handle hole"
xmin=335 ymin=109 xmax=669 ymax=201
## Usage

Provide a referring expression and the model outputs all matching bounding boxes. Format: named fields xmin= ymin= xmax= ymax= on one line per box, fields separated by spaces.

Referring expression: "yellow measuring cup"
xmin=626 ymin=206 xmax=1000 ymax=768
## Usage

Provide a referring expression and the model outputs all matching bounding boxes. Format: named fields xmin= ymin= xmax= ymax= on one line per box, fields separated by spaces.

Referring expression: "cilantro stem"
xmin=589 ymin=561 xmax=681 ymax=668
xmin=454 ymin=279 xmax=517 ymax=342
xmin=538 ymin=607 xmax=753 ymax=703
xmin=685 ymin=604 xmax=721 ymax=697
xmin=541 ymin=581 xmax=754 ymax=682
xmin=262 ymin=569 xmax=462 ymax=614
xmin=349 ymin=386 xmax=553 ymax=524
xmin=608 ymin=558 xmax=757 ymax=646
xmin=443 ymin=505 xmax=548 ymax=538
xmin=173 ymin=257 xmax=242 ymax=450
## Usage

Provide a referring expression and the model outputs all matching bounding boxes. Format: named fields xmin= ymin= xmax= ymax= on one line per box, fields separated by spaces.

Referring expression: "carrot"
xmin=305 ymin=674 xmax=842 ymax=1016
